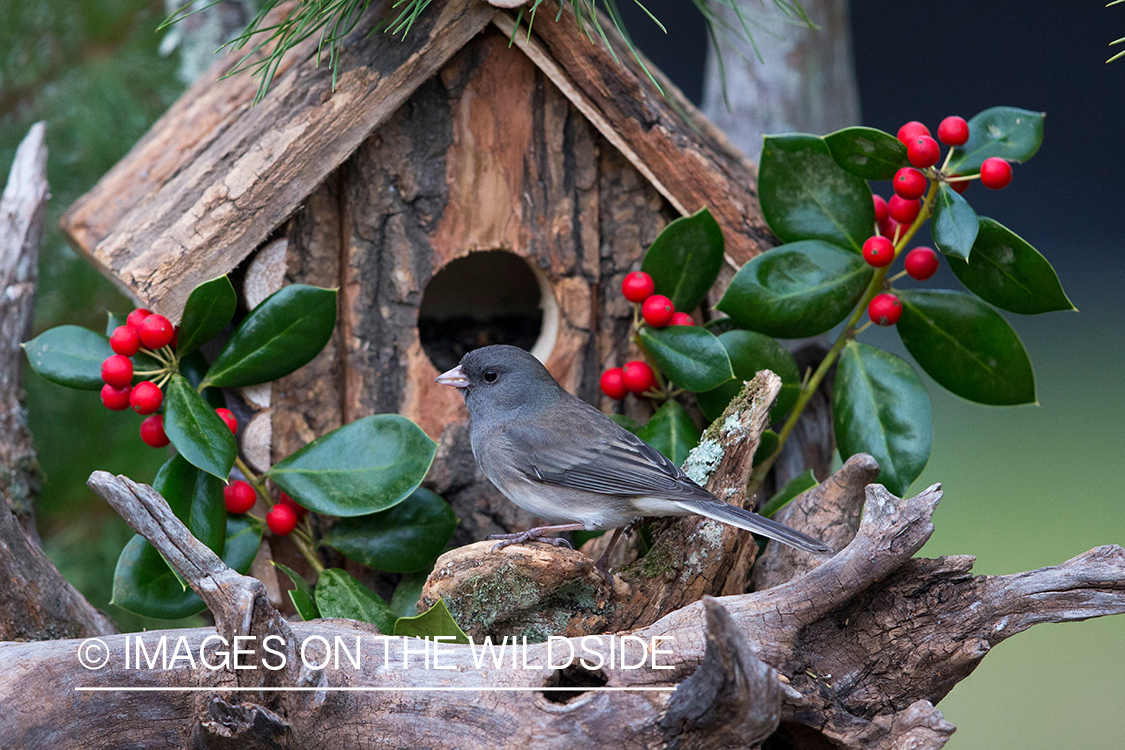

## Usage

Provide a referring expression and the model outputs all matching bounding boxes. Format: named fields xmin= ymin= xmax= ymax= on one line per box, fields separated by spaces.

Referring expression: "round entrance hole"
xmin=418 ymin=250 xmax=558 ymax=373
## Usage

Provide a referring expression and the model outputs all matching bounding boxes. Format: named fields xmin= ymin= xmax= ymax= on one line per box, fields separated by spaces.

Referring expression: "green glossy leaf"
xmin=607 ymin=414 xmax=642 ymax=433
xmin=833 ymin=342 xmax=932 ymax=497
xmin=640 ymin=207 xmax=725 ymax=312
xmin=273 ymin=561 xmax=319 ymax=621
xmin=267 ymin=415 xmax=437 ymax=517
xmin=179 ymin=350 xmax=227 ymax=410
xmin=947 ymin=107 xmax=1046 ymax=175
xmin=823 ymin=126 xmax=909 ymax=180
xmin=695 ymin=330 xmax=800 ymax=422
xmin=202 ymin=285 xmax=337 ymax=388
xmin=716 ymin=240 xmax=873 ymax=338
xmin=112 ymin=515 xmax=262 ymax=619
xmin=323 ymin=488 xmax=457 ymax=573
xmin=315 ymin=568 xmax=396 ymax=633
xmin=760 ymin=469 xmax=817 ymax=519
xmin=177 ymin=276 xmax=237 ymax=356
xmin=636 ymin=400 xmax=701 ymax=466
xmin=931 ymin=183 xmax=979 ymax=261
xmin=390 ymin=570 xmax=430 ymax=619
xmin=898 ymin=290 xmax=1036 ymax=405
xmin=637 ymin=325 xmax=734 ymax=392
xmin=753 ymin=430 xmax=779 ymax=466
xmin=153 ymin=454 xmax=226 ymax=554
xmin=105 ymin=312 xmax=127 ymax=337
xmin=394 ymin=599 xmax=470 ymax=645
xmin=22 ymin=326 xmax=114 ymax=390
xmin=164 ymin=374 xmax=237 ymax=479
xmin=947 ymin=217 xmax=1074 ymax=314
xmin=758 ymin=134 xmax=875 ymax=252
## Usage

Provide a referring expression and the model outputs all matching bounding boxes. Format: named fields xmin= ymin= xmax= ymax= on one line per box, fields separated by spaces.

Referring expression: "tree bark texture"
xmin=701 ymin=0 xmax=862 ymax=162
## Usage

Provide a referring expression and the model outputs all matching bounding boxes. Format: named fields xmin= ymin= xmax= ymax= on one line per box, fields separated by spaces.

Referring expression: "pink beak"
xmin=435 ymin=365 xmax=470 ymax=388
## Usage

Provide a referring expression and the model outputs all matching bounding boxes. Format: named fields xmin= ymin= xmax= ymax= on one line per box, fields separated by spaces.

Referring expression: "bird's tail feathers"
xmin=678 ymin=499 xmax=830 ymax=554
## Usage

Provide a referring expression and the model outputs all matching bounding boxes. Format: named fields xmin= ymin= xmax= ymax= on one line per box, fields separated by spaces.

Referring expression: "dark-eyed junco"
xmin=436 ymin=345 xmax=829 ymax=572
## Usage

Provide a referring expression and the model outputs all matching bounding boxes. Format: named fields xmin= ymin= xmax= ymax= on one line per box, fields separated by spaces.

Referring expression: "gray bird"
xmin=436 ymin=345 xmax=829 ymax=574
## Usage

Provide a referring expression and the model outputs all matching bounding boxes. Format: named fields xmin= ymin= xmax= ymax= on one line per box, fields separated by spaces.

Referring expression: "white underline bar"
xmin=75 ymin=686 xmax=676 ymax=693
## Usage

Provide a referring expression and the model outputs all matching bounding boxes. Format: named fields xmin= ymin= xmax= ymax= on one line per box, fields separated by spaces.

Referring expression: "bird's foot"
xmin=489 ymin=528 xmax=575 ymax=553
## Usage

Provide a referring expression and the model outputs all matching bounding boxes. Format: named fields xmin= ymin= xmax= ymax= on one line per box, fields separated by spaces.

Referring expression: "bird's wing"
xmin=506 ymin=402 xmax=713 ymax=502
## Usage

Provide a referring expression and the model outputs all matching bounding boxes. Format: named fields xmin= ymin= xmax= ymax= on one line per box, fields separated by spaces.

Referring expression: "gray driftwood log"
xmin=1 ymin=375 xmax=1122 ymax=749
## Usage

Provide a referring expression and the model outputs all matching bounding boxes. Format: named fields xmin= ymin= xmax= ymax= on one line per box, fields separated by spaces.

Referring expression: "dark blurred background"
xmin=2 ymin=0 xmax=1122 ymax=746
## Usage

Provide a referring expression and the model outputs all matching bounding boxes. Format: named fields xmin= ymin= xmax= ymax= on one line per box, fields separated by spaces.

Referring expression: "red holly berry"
xmin=130 ymin=381 xmax=163 ymax=415
xmin=868 ymin=293 xmax=903 ymax=326
xmin=139 ymin=314 xmax=175 ymax=350
xmin=101 ymin=355 xmax=133 ymax=389
xmin=621 ymin=271 xmax=656 ymax=303
xmin=896 ymin=121 xmax=931 ymax=146
xmin=171 ymin=325 xmax=179 ymax=350
xmin=110 ymin=325 xmax=141 ymax=357
xmin=980 ymin=157 xmax=1012 ymax=190
xmin=599 ymin=368 xmax=628 ymax=400
xmin=879 ymin=217 xmax=901 ymax=239
xmin=278 ymin=491 xmax=308 ymax=518
xmin=622 ymin=360 xmax=655 ymax=394
xmin=641 ymin=295 xmax=675 ymax=328
xmin=907 ymin=135 xmax=941 ymax=169
xmin=670 ymin=312 xmax=695 ymax=326
xmin=948 ymin=177 xmax=970 ymax=195
xmin=904 ymin=247 xmax=940 ymax=280
xmin=893 ymin=168 xmax=928 ymax=200
xmin=873 ymin=194 xmax=888 ymax=223
xmin=215 ymin=408 xmax=237 ymax=434
xmin=100 ymin=384 xmax=132 ymax=411
xmin=140 ymin=415 xmax=170 ymax=448
xmin=267 ymin=504 xmax=299 ymax=536
xmin=888 ymin=195 xmax=921 ymax=225
xmin=862 ymin=236 xmax=895 ymax=267
xmin=937 ymin=116 xmax=969 ymax=146
xmin=126 ymin=308 xmax=152 ymax=332
xmin=224 ymin=481 xmax=257 ymax=514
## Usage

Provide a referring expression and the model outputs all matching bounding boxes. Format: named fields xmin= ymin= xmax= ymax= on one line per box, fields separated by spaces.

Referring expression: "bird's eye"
xmin=483 ymin=370 xmax=498 ymax=383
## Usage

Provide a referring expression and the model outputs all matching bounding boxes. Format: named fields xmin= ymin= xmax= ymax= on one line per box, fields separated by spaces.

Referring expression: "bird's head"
xmin=435 ymin=345 xmax=562 ymax=414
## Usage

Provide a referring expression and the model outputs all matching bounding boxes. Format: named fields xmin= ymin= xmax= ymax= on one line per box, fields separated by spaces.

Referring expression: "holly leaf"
xmin=273 ymin=561 xmax=319 ymax=621
xmin=931 ymin=183 xmax=979 ymax=261
xmin=322 ymin=488 xmax=457 ymax=573
xmin=947 ymin=217 xmax=1075 ymax=314
xmin=112 ymin=514 xmax=262 ymax=619
xmin=163 ymin=374 xmax=237 ymax=480
xmin=833 ymin=341 xmax=932 ymax=497
xmin=823 ymin=126 xmax=909 ymax=180
xmin=753 ymin=430 xmax=779 ymax=466
xmin=201 ymin=285 xmax=336 ymax=389
xmin=22 ymin=326 xmax=114 ymax=390
xmin=897 ymin=290 xmax=1036 ymax=405
xmin=390 ymin=570 xmax=430 ymax=619
xmin=695 ymin=330 xmax=800 ymax=422
xmin=177 ymin=276 xmax=237 ymax=356
xmin=153 ymin=454 xmax=226 ymax=554
xmin=716 ymin=240 xmax=873 ymax=338
xmin=637 ymin=325 xmax=734 ymax=392
xmin=636 ymin=400 xmax=701 ymax=466
xmin=640 ymin=207 xmax=725 ymax=312
xmin=315 ymin=568 xmax=396 ymax=634
xmin=394 ymin=599 xmax=470 ymax=645
xmin=758 ymin=134 xmax=875 ymax=252
xmin=266 ymin=415 xmax=437 ymax=517
xmin=947 ymin=107 xmax=1046 ymax=175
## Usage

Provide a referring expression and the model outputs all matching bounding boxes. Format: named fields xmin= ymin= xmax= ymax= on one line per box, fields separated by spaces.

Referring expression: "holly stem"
xmin=747 ymin=182 xmax=940 ymax=496
xmin=233 ymin=455 xmax=324 ymax=573
xmin=291 ymin=534 xmax=325 ymax=575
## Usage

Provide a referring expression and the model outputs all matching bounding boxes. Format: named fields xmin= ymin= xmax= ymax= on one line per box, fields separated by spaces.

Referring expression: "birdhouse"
xmin=60 ymin=0 xmax=771 ymax=541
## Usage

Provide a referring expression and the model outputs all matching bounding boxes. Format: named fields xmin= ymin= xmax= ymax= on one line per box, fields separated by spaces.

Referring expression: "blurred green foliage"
xmin=1 ymin=0 xmax=188 ymax=631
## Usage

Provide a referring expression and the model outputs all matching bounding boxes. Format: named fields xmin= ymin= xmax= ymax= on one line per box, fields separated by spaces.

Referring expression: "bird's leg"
xmin=593 ymin=526 xmax=625 ymax=590
xmin=489 ymin=523 xmax=586 ymax=552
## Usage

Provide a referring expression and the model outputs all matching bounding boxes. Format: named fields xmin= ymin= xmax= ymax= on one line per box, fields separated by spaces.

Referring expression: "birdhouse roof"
xmin=60 ymin=0 xmax=770 ymax=318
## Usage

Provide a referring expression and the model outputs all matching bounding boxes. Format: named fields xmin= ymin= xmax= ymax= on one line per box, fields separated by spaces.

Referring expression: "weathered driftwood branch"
xmin=0 ymin=123 xmax=117 ymax=641
xmin=2 ymin=468 xmax=1122 ymax=749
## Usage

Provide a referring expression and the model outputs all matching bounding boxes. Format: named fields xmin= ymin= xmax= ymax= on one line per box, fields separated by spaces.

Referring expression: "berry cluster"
xmin=99 ymin=307 xmax=237 ymax=448
xmin=600 ymin=271 xmax=694 ymax=400
xmin=223 ymin=478 xmax=307 ymax=535
xmin=862 ymin=117 xmax=1013 ymax=328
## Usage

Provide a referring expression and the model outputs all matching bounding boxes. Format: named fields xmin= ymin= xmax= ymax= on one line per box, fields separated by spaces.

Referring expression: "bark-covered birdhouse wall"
xmin=270 ymin=30 xmax=678 ymax=542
